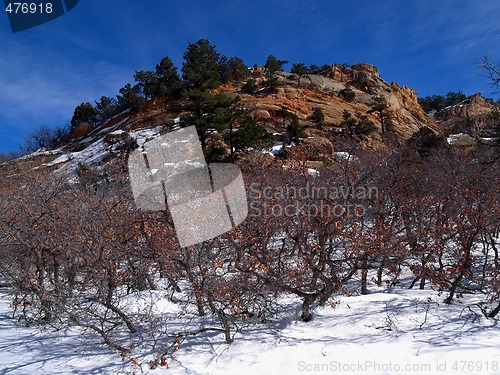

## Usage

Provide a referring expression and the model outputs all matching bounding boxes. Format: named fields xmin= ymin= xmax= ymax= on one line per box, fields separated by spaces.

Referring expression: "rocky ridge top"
xmin=2 ymin=62 xmax=443 ymax=174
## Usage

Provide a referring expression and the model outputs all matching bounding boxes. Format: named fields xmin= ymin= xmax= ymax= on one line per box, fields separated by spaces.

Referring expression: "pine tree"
xmin=340 ymin=85 xmax=356 ymax=102
xmin=221 ymin=104 xmax=273 ymax=159
xmin=263 ymin=54 xmax=288 ymax=93
xmin=71 ymin=102 xmax=96 ymax=129
xmin=341 ymin=110 xmax=358 ymax=135
xmin=182 ymin=39 xmax=222 ymax=92
xmin=311 ymin=107 xmax=325 ymax=124
xmin=219 ymin=56 xmax=250 ymax=84
xmin=291 ymin=63 xmax=310 ymax=87
xmin=369 ymin=96 xmax=393 ymax=134
xmin=134 ymin=70 xmax=158 ymax=100
xmin=94 ymin=96 xmax=118 ymax=125
xmin=286 ymin=115 xmax=306 ymax=142
xmin=155 ymin=56 xmax=181 ymax=98
xmin=116 ymin=84 xmax=145 ymax=112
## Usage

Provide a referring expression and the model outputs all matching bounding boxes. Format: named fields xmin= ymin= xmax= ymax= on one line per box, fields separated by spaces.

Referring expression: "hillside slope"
xmin=1 ymin=63 xmax=440 ymax=175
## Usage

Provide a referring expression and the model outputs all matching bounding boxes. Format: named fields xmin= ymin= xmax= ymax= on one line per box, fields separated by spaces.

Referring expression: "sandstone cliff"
xmin=232 ymin=63 xmax=439 ymax=141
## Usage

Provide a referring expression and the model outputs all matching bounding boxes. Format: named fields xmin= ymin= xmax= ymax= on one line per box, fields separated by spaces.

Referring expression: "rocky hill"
xmin=437 ymin=93 xmax=499 ymax=137
xmin=232 ymin=63 xmax=439 ymax=139
xmin=1 ymin=62 xmax=443 ymax=176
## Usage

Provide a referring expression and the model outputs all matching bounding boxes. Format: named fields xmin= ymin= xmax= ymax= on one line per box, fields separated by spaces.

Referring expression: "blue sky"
xmin=1 ymin=0 xmax=499 ymax=153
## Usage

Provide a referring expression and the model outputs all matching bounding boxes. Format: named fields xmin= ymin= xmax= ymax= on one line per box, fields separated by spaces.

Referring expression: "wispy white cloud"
xmin=0 ymin=36 xmax=131 ymax=123
xmin=406 ymin=1 xmax=500 ymax=57
xmin=0 ymin=28 xmax=133 ymax=150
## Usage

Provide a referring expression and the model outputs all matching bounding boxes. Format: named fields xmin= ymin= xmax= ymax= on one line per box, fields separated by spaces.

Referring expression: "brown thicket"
xmin=0 ymin=143 xmax=498 ymax=356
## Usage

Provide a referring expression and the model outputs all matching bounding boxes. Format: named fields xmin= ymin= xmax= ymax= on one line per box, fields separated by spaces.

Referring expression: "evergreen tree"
xmin=407 ymin=127 xmax=447 ymax=156
xmin=291 ymin=63 xmax=310 ymax=87
xmin=219 ymin=56 xmax=250 ymax=84
xmin=264 ymin=54 xmax=288 ymax=73
xmin=369 ymin=96 xmax=393 ymax=134
xmin=242 ymin=78 xmax=258 ymax=94
xmin=341 ymin=110 xmax=358 ymax=135
xmin=219 ymin=103 xmax=273 ymax=160
xmin=232 ymin=117 xmax=273 ymax=156
xmin=182 ymin=39 xmax=222 ymax=92
xmin=339 ymin=85 xmax=356 ymax=102
xmin=263 ymin=54 xmax=288 ymax=93
xmin=134 ymin=70 xmax=158 ymax=100
xmin=307 ymin=64 xmax=322 ymax=74
xmin=116 ymin=83 xmax=146 ymax=112
xmin=341 ymin=110 xmax=376 ymax=136
xmin=418 ymin=91 xmax=467 ymax=113
xmin=71 ymin=102 xmax=96 ymax=129
xmin=155 ymin=56 xmax=181 ymax=98
xmin=418 ymin=94 xmax=445 ymax=113
xmin=311 ymin=107 xmax=325 ymax=126
xmin=180 ymin=92 xmax=238 ymax=150
xmin=94 ymin=96 xmax=118 ymax=125
xmin=286 ymin=114 xmax=306 ymax=142
xmin=356 ymin=115 xmax=377 ymax=135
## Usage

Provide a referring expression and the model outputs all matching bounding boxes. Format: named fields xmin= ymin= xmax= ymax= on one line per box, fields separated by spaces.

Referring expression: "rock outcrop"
xmin=236 ymin=63 xmax=439 ymax=142
xmin=439 ymin=93 xmax=496 ymax=121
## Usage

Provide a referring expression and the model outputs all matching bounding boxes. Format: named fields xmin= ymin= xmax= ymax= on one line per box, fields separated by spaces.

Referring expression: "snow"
xmin=446 ymin=133 xmax=476 ymax=145
xmin=307 ymin=168 xmax=320 ymax=177
xmin=2 ymin=122 xmax=499 ymax=375
xmin=0 ymin=293 xmax=128 ymax=374
xmin=14 ymin=148 xmax=63 ymax=161
xmin=47 ymin=139 xmax=110 ymax=172
xmin=78 ymin=135 xmax=94 ymax=144
xmin=130 ymin=127 xmax=162 ymax=148
xmin=96 ymin=117 xmax=130 ymax=135
xmin=1 ymin=285 xmax=499 ymax=375
xmin=46 ymin=153 xmax=72 ymax=166
xmin=267 ymin=141 xmax=284 ymax=156
xmin=335 ymin=151 xmax=356 ymax=161
xmin=44 ymin=126 xmax=163 ymax=172
xmin=266 ymin=141 xmax=296 ymax=156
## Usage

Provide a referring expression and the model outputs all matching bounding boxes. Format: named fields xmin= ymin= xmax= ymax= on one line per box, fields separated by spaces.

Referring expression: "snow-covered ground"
xmin=2 ymin=123 xmax=499 ymax=374
xmin=1 ymin=285 xmax=498 ymax=375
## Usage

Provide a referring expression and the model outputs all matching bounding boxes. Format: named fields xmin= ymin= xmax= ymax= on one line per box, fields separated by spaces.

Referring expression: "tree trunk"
xmin=445 ymin=241 xmax=473 ymax=304
xmin=195 ymin=289 xmax=205 ymax=317
xmin=488 ymin=302 xmax=500 ymax=318
xmin=377 ymin=257 xmax=385 ymax=287
xmin=361 ymin=263 xmax=368 ymax=295
xmin=301 ymin=294 xmax=316 ymax=322
xmin=419 ymin=257 xmax=427 ymax=290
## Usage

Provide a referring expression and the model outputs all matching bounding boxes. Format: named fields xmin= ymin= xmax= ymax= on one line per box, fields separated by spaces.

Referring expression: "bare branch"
xmin=477 ymin=55 xmax=500 ymax=93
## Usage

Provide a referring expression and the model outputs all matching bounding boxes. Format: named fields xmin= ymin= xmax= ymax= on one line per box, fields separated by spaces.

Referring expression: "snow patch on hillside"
xmin=45 ymin=126 xmax=163 ymax=173
xmin=130 ymin=127 xmax=162 ymax=148
xmin=48 ymin=139 xmax=110 ymax=172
